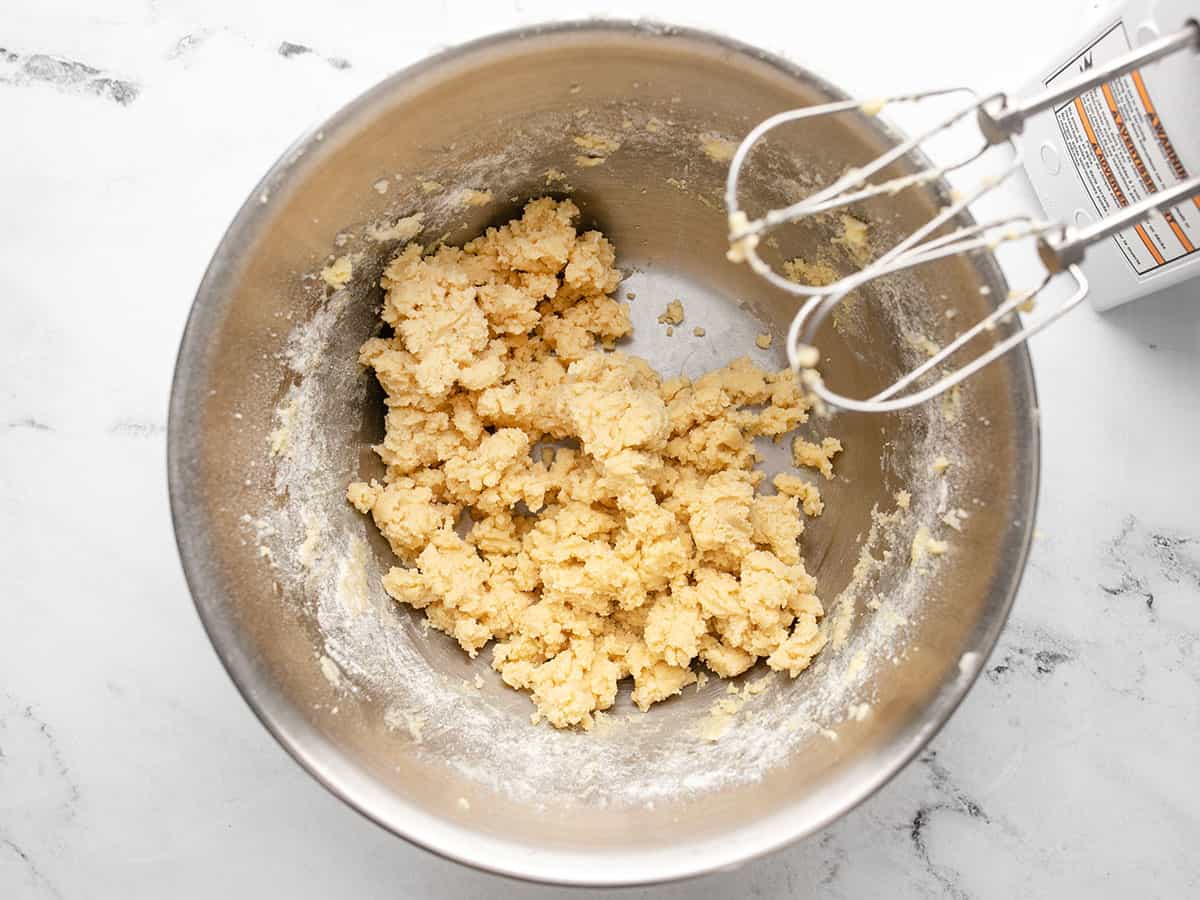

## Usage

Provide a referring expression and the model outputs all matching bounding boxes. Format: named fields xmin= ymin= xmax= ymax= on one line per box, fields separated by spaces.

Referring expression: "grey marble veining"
xmin=1 ymin=0 xmax=1197 ymax=897
xmin=0 ymin=47 xmax=140 ymax=106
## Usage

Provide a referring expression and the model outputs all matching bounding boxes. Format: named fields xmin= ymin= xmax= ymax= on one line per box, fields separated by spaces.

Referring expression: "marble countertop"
xmin=3 ymin=0 xmax=1198 ymax=897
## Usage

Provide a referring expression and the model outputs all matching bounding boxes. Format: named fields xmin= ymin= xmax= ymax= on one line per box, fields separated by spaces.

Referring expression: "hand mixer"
xmin=725 ymin=0 xmax=1200 ymax=413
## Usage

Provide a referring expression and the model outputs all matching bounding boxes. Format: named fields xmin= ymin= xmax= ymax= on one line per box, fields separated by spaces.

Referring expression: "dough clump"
xmin=348 ymin=198 xmax=836 ymax=729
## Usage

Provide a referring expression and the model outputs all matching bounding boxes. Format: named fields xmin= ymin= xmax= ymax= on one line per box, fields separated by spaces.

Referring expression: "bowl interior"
xmin=170 ymin=23 xmax=1038 ymax=885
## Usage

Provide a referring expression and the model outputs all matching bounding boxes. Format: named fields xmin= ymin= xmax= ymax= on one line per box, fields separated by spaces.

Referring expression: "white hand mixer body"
xmin=725 ymin=0 xmax=1200 ymax=413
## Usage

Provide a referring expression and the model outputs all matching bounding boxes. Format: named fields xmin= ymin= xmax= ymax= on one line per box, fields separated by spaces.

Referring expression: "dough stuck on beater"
xmin=347 ymin=198 xmax=840 ymax=729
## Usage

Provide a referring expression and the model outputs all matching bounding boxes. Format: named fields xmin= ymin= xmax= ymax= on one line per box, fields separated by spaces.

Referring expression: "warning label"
xmin=1049 ymin=22 xmax=1200 ymax=275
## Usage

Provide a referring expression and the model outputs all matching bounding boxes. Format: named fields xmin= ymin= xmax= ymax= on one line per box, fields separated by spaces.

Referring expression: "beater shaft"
xmin=980 ymin=23 xmax=1200 ymax=140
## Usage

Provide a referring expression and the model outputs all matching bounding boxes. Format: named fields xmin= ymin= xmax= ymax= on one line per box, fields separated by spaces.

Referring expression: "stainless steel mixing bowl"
xmin=169 ymin=20 xmax=1039 ymax=886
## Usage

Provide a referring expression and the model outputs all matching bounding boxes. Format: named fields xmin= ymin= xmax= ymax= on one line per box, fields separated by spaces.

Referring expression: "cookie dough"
xmin=348 ymin=198 xmax=837 ymax=729
xmin=792 ymin=436 xmax=843 ymax=480
xmin=657 ymin=299 xmax=685 ymax=326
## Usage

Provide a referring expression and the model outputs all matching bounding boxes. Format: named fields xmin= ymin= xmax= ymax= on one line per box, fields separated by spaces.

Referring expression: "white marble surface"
xmin=3 ymin=0 xmax=1199 ymax=897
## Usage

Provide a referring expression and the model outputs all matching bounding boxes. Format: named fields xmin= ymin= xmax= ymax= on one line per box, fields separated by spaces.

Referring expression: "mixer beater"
xmin=725 ymin=11 xmax=1200 ymax=413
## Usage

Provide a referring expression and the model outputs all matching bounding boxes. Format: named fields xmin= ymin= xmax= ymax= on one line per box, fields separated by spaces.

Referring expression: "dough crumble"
xmin=347 ymin=198 xmax=838 ymax=730
xmin=657 ymin=299 xmax=685 ymax=326
xmin=459 ymin=188 xmax=493 ymax=207
xmin=320 ymin=254 xmax=356 ymax=289
xmin=792 ymin=436 xmax=843 ymax=479
xmin=699 ymin=132 xmax=738 ymax=163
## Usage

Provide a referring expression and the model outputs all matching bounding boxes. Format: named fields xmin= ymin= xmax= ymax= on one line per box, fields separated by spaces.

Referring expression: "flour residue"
xmin=268 ymin=392 xmax=301 ymax=457
xmin=336 ymin=537 xmax=370 ymax=615
xmin=367 ymin=212 xmax=424 ymax=243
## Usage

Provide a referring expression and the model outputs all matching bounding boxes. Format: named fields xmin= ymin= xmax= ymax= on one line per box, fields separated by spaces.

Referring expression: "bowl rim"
xmin=168 ymin=17 xmax=1041 ymax=887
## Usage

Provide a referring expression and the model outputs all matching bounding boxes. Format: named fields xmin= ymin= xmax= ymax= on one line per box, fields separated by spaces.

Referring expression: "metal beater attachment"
xmin=725 ymin=23 xmax=1200 ymax=414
